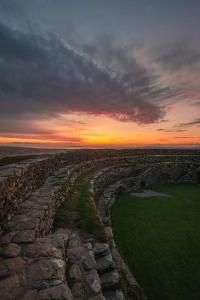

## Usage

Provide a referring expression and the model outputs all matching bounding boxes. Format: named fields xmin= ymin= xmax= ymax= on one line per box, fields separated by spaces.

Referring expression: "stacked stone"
xmin=0 ymin=156 xmax=64 ymax=230
xmin=0 ymin=230 xmax=72 ymax=300
xmin=91 ymin=160 xmax=200 ymax=299
xmin=66 ymin=230 xmax=124 ymax=300
xmin=0 ymin=152 xmax=199 ymax=300
xmin=1 ymin=153 xmax=197 ymax=232
xmin=0 ymin=168 xmax=69 ymax=245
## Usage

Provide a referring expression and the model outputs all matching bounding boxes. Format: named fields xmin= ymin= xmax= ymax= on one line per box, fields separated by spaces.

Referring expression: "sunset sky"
xmin=0 ymin=0 xmax=199 ymax=148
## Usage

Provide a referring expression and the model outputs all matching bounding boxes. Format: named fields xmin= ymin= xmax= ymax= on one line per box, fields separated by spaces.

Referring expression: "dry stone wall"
xmin=91 ymin=159 xmax=200 ymax=299
xmin=1 ymin=152 xmax=199 ymax=230
xmin=0 ymin=151 xmax=200 ymax=300
xmin=0 ymin=156 xmax=64 ymax=228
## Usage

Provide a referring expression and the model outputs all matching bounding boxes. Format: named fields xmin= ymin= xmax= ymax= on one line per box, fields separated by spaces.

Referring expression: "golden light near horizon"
xmin=0 ymin=110 xmax=199 ymax=148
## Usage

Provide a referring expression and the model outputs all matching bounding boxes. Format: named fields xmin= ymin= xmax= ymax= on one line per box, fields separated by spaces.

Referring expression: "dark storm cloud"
xmin=82 ymin=34 xmax=175 ymax=102
xmin=0 ymin=22 xmax=47 ymax=63
xmin=0 ymin=22 xmax=175 ymax=124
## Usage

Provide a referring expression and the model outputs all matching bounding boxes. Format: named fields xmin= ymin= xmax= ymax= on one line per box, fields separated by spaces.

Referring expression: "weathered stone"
xmin=38 ymin=283 xmax=73 ymax=300
xmin=13 ymin=230 xmax=35 ymax=244
xmin=83 ymin=242 xmax=93 ymax=250
xmin=104 ymin=226 xmax=113 ymax=239
xmin=85 ymin=270 xmax=101 ymax=294
xmin=67 ymin=246 xmax=89 ymax=263
xmin=93 ymin=243 xmax=109 ymax=258
xmin=69 ymin=264 xmax=82 ymax=281
xmin=100 ymin=270 xmax=119 ymax=290
xmin=21 ymin=290 xmax=38 ymax=300
xmin=0 ymin=257 xmax=24 ymax=277
xmin=72 ymin=281 xmax=85 ymax=298
xmin=0 ymin=156 xmax=64 ymax=226
xmin=46 ymin=233 xmax=68 ymax=250
xmin=23 ymin=240 xmax=62 ymax=259
xmin=83 ymin=251 xmax=96 ymax=270
xmin=96 ymin=253 xmax=114 ymax=273
xmin=0 ymin=232 xmax=17 ymax=246
xmin=2 ymin=243 xmax=21 ymax=258
xmin=0 ymin=274 xmax=25 ymax=300
xmin=27 ymin=258 xmax=64 ymax=289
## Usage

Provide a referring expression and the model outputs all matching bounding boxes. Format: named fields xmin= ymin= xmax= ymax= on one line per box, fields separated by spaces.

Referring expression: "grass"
xmin=52 ymin=174 xmax=106 ymax=240
xmin=111 ymin=183 xmax=200 ymax=300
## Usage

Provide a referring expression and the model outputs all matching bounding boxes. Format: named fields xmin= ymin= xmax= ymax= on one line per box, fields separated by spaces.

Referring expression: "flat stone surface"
xmin=2 ymin=243 xmax=21 ymax=258
xmin=27 ymin=258 xmax=64 ymax=289
xmin=13 ymin=230 xmax=35 ymax=244
xmin=0 ymin=257 xmax=25 ymax=277
xmin=38 ymin=283 xmax=73 ymax=300
xmin=0 ymin=273 xmax=26 ymax=300
xmin=23 ymin=240 xmax=62 ymax=259
xmin=132 ymin=189 xmax=171 ymax=198
xmin=0 ymin=232 xmax=17 ymax=246
xmin=21 ymin=290 xmax=38 ymax=300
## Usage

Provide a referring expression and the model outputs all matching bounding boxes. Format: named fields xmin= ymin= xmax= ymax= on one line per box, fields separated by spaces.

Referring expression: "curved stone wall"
xmin=1 ymin=151 xmax=199 ymax=229
xmin=0 ymin=150 xmax=200 ymax=300
xmin=0 ymin=156 xmax=65 ymax=229
xmin=91 ymin=160 xmax=200 ymax=299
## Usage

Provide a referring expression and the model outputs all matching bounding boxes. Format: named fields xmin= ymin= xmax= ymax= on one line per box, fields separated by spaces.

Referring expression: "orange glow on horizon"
xmin=0 ymin=107 xmax=199 ymax=148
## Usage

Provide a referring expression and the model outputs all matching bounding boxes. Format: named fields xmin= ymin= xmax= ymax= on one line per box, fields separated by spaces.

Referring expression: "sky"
xmin=0 ymin=0 xmax=199 ymax=148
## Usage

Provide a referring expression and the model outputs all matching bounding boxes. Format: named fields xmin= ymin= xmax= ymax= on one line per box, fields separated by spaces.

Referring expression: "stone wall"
xmin=92 ymin=160 xmax=200 ymax=227
xmin=0 ymin=151 xmax=200 ymax=300
xmin=91 ymin=160 xmax=200 ymax=299
xmin=1 ymin=152 xmax=199 ymax=237
xmin=0 ymin=156 xmax=65 ymax=228
xmin=92 ymin=161 xmax=200 ymax=200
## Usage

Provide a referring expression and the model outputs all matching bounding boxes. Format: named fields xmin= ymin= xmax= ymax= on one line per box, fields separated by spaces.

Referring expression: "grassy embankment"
xmin=111 ymin=183 xmax=200 ymax=300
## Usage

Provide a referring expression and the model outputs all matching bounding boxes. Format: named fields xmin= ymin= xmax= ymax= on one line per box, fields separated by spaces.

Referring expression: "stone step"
xmin=100 ymin=269 xmax=119 ymax=291
xmin=103 ymin=289 xmax=125 ymax=300
xmin=93 ymin=243 xmax=110 ymax=258
xmin=96 ymin=253 xmax=115 ymax=274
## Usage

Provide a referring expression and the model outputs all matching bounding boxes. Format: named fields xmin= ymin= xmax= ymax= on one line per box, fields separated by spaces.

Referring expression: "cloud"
xmin=175 ymin=118 xmax=200 ymax=128
xmin=0 ymin=22 xmax=175 ymax=126
xmin=157 ymin=128 xmax=187 ymax=132
xmin=174 ymin=136 xmax=200 ymax=139
xmin=157 ymin=41 xmax=200 ymax=71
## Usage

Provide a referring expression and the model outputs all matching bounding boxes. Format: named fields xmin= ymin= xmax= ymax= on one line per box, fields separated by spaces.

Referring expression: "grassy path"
xmin=53 ymin=173 xmax=105 ymax=240
xmin=111 ymin=183 xmax=200 ymax=300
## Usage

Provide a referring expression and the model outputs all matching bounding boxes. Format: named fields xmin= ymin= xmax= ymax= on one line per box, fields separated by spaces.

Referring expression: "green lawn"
xmin=111 ymin=184 xmax=200 ymax=300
